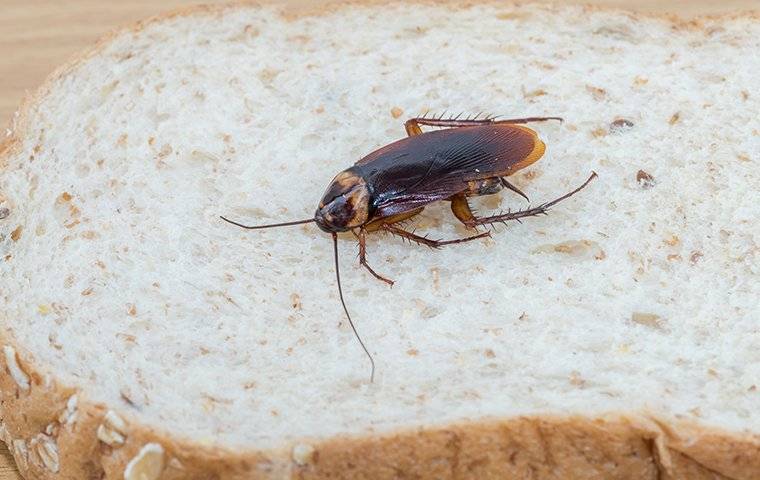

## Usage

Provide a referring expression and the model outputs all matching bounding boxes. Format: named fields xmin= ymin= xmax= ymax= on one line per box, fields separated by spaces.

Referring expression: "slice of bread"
xmin=1 ymin=1 xmax=759 ymax=478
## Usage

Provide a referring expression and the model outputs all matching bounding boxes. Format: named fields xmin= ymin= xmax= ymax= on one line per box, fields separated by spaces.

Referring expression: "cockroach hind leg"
xmin=383 ymin=224 xmax=490 ymax=249
xmin=449 ymin=193 xmax=480 ymax=229
xmin=494 ymin=116 xmax=564 ymax=124
xmin=435 ymin=230 xmax=491 ymax=247
xmin=405 ymin=114 xmax=564 ymax=132
xmin=404 ymin=119 xmax=424 ymax=137
xmin=468 ymin=172 xmax=597 ymax=227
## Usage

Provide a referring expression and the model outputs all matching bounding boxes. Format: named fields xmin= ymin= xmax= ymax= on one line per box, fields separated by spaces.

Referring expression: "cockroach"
xmin=222 ymin=114 xmax=597 ymax=382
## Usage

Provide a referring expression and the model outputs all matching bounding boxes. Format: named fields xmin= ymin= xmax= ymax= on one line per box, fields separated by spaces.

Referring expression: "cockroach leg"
xmin=491 ymin=116 xmax=564 ymax=124
xmin=404 ymin=120 xmax=424 ymax=137
xmin=499 ymin=177 xmax=530 ymax=202
xmin=356 ymin=208 xmax=427 ymax=285
xmin=404 ymin=115 xmax=562 ymax=132
xmin=465 ymin=172 xmax=597 ymax=228
xmin=364 ymin=208 xmax=424 ymax=232
xmin=449 ymin=193 xmax=478 ymax=228
xmin=357 ymin=228 xmax=395 ymax=286
xmin=382 ymin=224 xmax=490 ymax=249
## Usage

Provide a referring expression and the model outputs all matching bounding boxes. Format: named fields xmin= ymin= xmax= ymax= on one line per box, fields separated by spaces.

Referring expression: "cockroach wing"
xmin=353 ymin=124 xmax=544 ymax=218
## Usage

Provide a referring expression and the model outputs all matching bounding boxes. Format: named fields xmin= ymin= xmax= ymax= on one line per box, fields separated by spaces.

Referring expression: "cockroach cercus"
xmin=222 ymin=114 xmax=597 ymax=382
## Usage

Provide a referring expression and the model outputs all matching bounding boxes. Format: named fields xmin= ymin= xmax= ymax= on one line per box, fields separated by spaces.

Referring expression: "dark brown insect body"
xmin=315 ymin=123 xmax=542 ymax=232
xmin=222 ymin=115 xmax=597 ymax=381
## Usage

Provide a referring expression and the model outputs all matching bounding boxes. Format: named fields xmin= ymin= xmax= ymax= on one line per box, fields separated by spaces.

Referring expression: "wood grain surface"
xmin=0 ymin=0 xmax=755 ymax=478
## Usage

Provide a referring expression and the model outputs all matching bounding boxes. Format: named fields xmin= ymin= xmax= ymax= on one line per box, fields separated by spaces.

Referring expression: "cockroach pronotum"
xmin=222 ymin=114 xmax=597 ymax=382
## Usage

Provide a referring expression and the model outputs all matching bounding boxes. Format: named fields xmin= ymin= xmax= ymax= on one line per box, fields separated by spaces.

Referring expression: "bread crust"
xmin=2 ymin=2 xmax=760 ymax=479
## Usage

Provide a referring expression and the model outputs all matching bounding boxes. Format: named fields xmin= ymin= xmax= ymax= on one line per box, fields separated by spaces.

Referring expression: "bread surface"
xmin=1 ymin=1 xmax=759 ymax=478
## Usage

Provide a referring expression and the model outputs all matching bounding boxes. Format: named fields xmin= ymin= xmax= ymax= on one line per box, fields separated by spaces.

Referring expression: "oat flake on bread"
xmin=1 ymin=1 xmax=759 ymax=479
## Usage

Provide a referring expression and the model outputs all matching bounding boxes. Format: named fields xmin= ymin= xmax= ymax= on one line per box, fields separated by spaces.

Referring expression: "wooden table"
xmin=0 ymin=0 xmax=754 ymax=477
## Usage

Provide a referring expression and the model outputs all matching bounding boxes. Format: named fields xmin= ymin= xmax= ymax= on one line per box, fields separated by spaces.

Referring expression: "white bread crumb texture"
xmin=0 ymin=0 xmax=758 ymax=470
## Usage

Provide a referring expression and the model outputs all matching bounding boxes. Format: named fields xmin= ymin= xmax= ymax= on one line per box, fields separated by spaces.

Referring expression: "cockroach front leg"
xmin=382 ymin=224 xmax=490 ymax=249
xmin=463 ymin=172 xmax=598 ymax=228
xmin=405 ymin=114 xmax=562 ymax=136
xmin=357 ymin=228 xmax=395 ymax=286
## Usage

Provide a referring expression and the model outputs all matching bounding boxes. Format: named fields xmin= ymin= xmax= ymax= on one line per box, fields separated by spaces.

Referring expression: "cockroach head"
xmin=315 ymin=169 xmax=371 ymax=233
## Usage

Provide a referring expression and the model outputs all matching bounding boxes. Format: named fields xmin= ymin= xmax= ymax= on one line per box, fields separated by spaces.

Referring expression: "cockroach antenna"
xmin=332 ymin=233 xmax=375 ymax=382
xmin=219 ymin=215 xmax=375 ymax=382
xmin=219 ymin=216 xmax=314 ymax=229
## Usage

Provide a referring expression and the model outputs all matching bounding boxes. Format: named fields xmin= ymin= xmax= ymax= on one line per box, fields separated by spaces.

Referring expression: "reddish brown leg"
xmin=356 ymin=209 xmax=425 ymax=286
xmin=405 ymin=121 xmax=423 ymax=137
xmin=364 ymin=208 xmax=424 ymax=232
xmin=382 ymin=224 xmax=490 ymax=249
xmin=405 ymin=115 xmax=562 ymax=135
xmin=357 ymin=228 xmax=394 ymax=286
xmin=466 ymin=173 xmax=597 ymax=228
xmin=449 ymin=193 xmax=478 ymax=228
